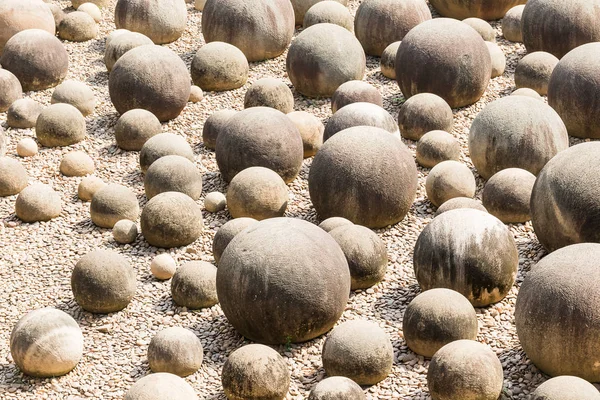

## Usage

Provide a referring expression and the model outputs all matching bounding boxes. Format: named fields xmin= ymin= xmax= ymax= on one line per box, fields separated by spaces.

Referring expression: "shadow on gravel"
xmin=72 ymin=218 xmax=97 ymax=235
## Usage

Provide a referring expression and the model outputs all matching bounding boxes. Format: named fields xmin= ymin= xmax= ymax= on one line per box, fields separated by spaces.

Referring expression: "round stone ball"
xmin=114 ymin=109 xmax=162 ymax=151
xmin=292 ymin=0 xmax=348 ymax=26
xmin=463 ymin=18 xmax=495 ymax=42
xmin=414 ymin=209 xmax=518 ymax=306
xmin=113 ymin=219 xmax=138 ymax=244
xmin=530 ymin=142 xmax=600 ymax=251
xmin=72 ymin=0 xmax=110 ymax=7
xmin=515 ymin=51 xmax=559 ymax=96
xmin=396 ymin=18 xmax=492 ymax=109
xmin=511 ymin=87 xmax=542 ymax=100
xmin=204 ymin=192 xmax=226 ymax=213
xmin=416 ymin=130 xmax=460 ymax=168
xmin=434 ymin=197 xmax=487 ymax=216
xmin=105 ymin=28 xmax=131 ymax=48
xmin=148 ymin=327 xmax=203 ymax=377
xmin=427 ymin=340 xmax=503 ymax=400
xmin=331 ymin=80 xmax=383 ymax=114
xmin=215 ymin=107 xmax=303 ymax=183
xmin=355 ymin=0 xmax=431 ymax=56
xmin=171 ymin=261 xmax=218 ymax=309
xmin=380 ymin=41 xmax=400 ymax=80
xmin=144 ymin=155 xmax=202 ymax=201
xmin=322 ymin=320 xmax=393 ymax=385
xmin=287 ymin=111 xmax=323 ymax=158
xmin=486 ymin=42 xmax=506 ymax=78
xmin=308 ymin=377 xmax=365 ymax=400
xmin=0 ymin=157 xmax=28 ymax=197
xmin=7 ymin=98 xmax=43 ymax=129
xmin=425 ymin=161 xmax=476 ymax=208
xmin=141 ymin=192 xmax=203 ymax=248
xmin=531 ymin=376 xmax=600 ymax=400
xmin=503 ymin=5 xmax=525 ymax=42
xmin=325 ymin=103 xmax=398 ymax=141
xmin=115 ymin=0 xmax=187 ymax=44
xmin=77 ymin=176 xmax=105 ymax=202
xmin=222 ymin=344 xmax=290 ymax=400
xmin=403 ymin=288 xmax=478 ymax=358
xmin=17 ymin=138 xmax=38 ymax=158
xmin=60 ymin=151 xmax=95 ymax=177
xmin=303 ymin=1 xmax=353 ymax=32
xmin=104 ymin=31 xmax=153 ymax=72
xmin=58 ymin=11 xmax=98 ymax=42
xmin=48 ymin=4 xmax=65 ymax=29
xmin=90 ymin=184 xmax=140 ymax=228
xmin=397 ymin=93 xmax=453 ymax=141
xmin=0 ymin=69 xmax=22 ymax=112
xmin=429 ymin=0 xmax=526 ymax=20
xmin=515 ymin=243 xmax=600 ymax=380
xmin=286 ymin=23 xmax=366 ymax=98
xmin=482 ymin=168 xmax=536 ymax=224
xmin=139 ymin=133 xmax=194 ymax=173
xmin=319 ymin=217 xmax=353 ymax=233
xmin=217 ymin=218 xmax=350 ymax=343
xmin=468 ymin=96 xmax=568 ymax=179
xmin=124 ymin=373 xmax=198 ymax=400
xmin=212 ymin=217 xmax=258 ymax=264
xmin=109 ymin=45 xmax=190 ymax=122
xmin=202 ymin=110 xmax=237 ymax=150
xmin=189 ymin=87 xmax=203 ymax=104
xmin=202 ymin=0 xmax=294 ymax=62
xmin=71 ymin=250 xmax=136 ymax=313
xmin=0 ymin=0 xmax=55 ymax=52
xmin=51 ymin=80 xmax=96 ymax=116
xmin=36 ymin=103 xmax=86 ymax=148
xmin=191 ymin=42 xmax=249 ymax=92
xmin=10 ymin=308 xmax=83 ymax=378
xmin=0 ymin=29 xmax=68 ymax=91
xmin=78 ymin=3 xmax=102 ymax=22
xmin=15 ymin=184 xmax=62 ymax=222
xmin=309 ymin=126 xmax=418 ymax=228
xmin=150 ymin=253 xmax=177 ymax=280
xmin=244 ymin=78 xmax=293 ymax=114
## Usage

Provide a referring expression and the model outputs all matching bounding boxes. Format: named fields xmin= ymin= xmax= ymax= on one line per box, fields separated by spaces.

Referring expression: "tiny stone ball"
xmin=115 ymin=109 xmax=162 ymax=151
xmin=77 ymin=176 xmax=106 ymax=202
xmin=15 ymin=184 xmax=62 ymax=223
xmin=416 ymin=130 xmax=460 ymax=168
xmin=60 ymin=151 xmax=95 ymax=177
xmin=124 ymin=373 xmax=198 ymax=400
xmin=319 ymin=217 xmax=353 ymax=233
xmin=148 ymin=327 xmax=203 ymax=377
xmin=51 ymin=79 xmax=96 ymax=117
xmin=7 ymin=98 xmax=43 ymax=129
xmin=398 ymin=93 xmax=454 ymax=141
xmin=0 ymin=157 xmax=28 ymax=197
xmin=308 ymin=377 xmax=365 ymax=400
xmin=531 ymin=376 xmax=600 ymax=400
xmin=503 ymin=5 xmax=525 ymax=42
xmin=331 ymin=80 xmax=383 ymax=114
xmin=202 ymin=109 xmax=237 ymax=150
xmin=189 ymin=85 xmax=203 ymax=103
xmin=58 ymin=11 xmax=98 ymax=42
xmin=171 ymin=261 xmax=218 ymax=309
xmin=244 ymin=78 xmax=294 ymax=114
xmin=16 ymin=138 xmax=38 ymax=158
xmin=212 ymin=217 xmax=258 ymax=264
xmin=77 ymin=3 xmax=102 ymax=23
xmin=204 ymin=192 xmax=226 ymax=213
xmin=113 ymin=219 xmax=138 ymax=244
xmin=511 ymin=87 xmax=542 ymax=100
xmin=425 ymin=160 xmax=476 ymax=207
xmin=486 ymin=42 xmax=506 ymax=78
xmin=515 ymin=51 xmax=559 ymax=96
xmin=462 ymin=18 xmax=495 ymax=42
xmin=150 ymin=253 xmax=177 ymax=280
xmin=434 ymin=197 xmax=487 ymax=216
xmin=482 ymin=168 xmax=536 ymax=224
xmin=287 ymin=111 xmax=324 ymax=158
xmin=380 ymin=41 xmax=401 ymax=80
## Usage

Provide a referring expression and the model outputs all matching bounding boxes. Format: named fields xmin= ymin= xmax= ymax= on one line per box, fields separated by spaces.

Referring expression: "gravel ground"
xmin=0 ymin=1 xmax=595 ymax=399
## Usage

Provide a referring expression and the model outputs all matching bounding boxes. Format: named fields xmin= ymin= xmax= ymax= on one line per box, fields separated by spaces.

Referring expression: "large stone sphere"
xmin=202 ymin=0 xmax=294 ymax=62
xmin=429 ymin=0 xmax=526 ymax=20
xmin=427 ymin=340 xmax=504 ymax=400
xmin=202 ymin=110 xmax=237 ymax=150
xmin=109 ymin=45 xmax=190 ymax=122
xmin=15 ymin=184 xmax=62 ymax=222
xmin=503 ymin=5 xmax=525 ymax=42
xmin=354 ymin=0 xmax=431 ymax=56
xmin=58 ymin=11 xmax=98 ymax=42
xmin=322 ymin=320 xmax=393 ymax=385
xmin=10 ymin=308 xmax=83 ymax=378
xmin=287 ymin=111 xmax=324 ymax=158
xmin=286 ymin=23 xmax=366 ymax=98
xmin=309 ymin=126 xmax=417 ymax=228
xmin=425 ymin=160 xmax=476 ymax=208
xmin=215 ymin=107 xmax=303 ymax=183
xmin=0 ymin=157 xmax=28 ymax=197
xmin=124 ymin=373 xmax=198 ymax=400
xmin=212 ymin=217 xmax=258 ymax=264
xmin=532 ymin=376 xmax=600 ymax=400
xmin=191 ymin=42 xmax=249 ymax=92
xmin=104 ymin=31 xmax=153 ymax=72
xmin=71 ymin=250 xmax=137 ymax=313
xmin=7 ymin=98 xmax=42 ymax=129
xmin=303 ymin=1 xmax=353 ymax=32
xmin=324 ymin=103 xmax=398 ymax=141
xmin=515 ymin=51 xmax=559 ymax=96
xmin=416 ymin=130 xmax=460 ymax=168
xmin=148 ymin=327 xmax=203 ymax=377
xmin=308 ymin=377 xmax=365 ymax=400
xmin=171 ymin=261 xmax=218 ymax=309
xmin=115 ymin=108 xmax=162 ymax=151
xmin=397 ymin=93 xmax=454 ymax=141
xmin=90 ymin=184 xmax=140 ymax=228
xmin=36 ymin=103 xmax=86 ymax=148
xmin=0 ymin=29 xmax=68 ymax=91
xmin=217 ymin=218 xmax=351 ymax=344
xmin=292 ymin=0 xmax=348 ymax=25
xmin=139 ymin=133 xmax=194 ymax=173
xmin=115 ymin=0 xmax=187 ymax=44
xmin=396 ymin=18 xmax=491 ymax=108
xmin=244 ymin=78 xmax=294 ymax=114
xmin=434 ymin=197 xmax=487 ymax=216
xmin=51 ymin=80 xmax=96 ymax=117
xmin=414 ymin=209 xmax=518 ymax=307
xmin=144 ymin=155 xmax=203 ymax=201
xmin=530 ymin=142 xmax=600 ymax=251
xmin=331 ymin=81 xmax=383 ymax=114
xmin=0 ymin=0 xmax=55 ymax=52
xmin=482 ymin=168 xmax=536 ymax=224
xmin=468 ymin=96 xmax=568 ymax=179
xmin=0 ymin=69 xmax=22 ymax=112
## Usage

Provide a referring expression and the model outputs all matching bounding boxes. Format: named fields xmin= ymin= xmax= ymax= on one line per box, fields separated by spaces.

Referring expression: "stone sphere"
xmin=148 ymin=327 xmax=203 ymax=377
xmin=115 ymin=0 xmax=187 ymax=44
xmin=503 ymin=5 xmax=525 ymax=42
xmin=109 ymin=45 xmax=190 ymax=122
xmin=303 ymin=1 xmax=353 ymax=31
xmin=486 ymin=42 xmax=506 ymax=78
xmin=286 ymin=23 xmax=366 ymax=98
xmin=416 ymin=130 xmax=460 ymax=168
xmin=396 ymin=18 xmax=491 ymax=108
xmin=141 ymin=192 xmax=203 ymax=248
xmin=482 ymin=168 xmax=536 ymax=224
xmin=0 ymin=29 xmax=68 ymax=91
xmin=7 ymin=98 xmax=42 ymax=129
xmin=104 ymin=31 xmax=153 ymax=72
xmin=90 ymin=184 xmax=139 ymax=228
xmin=78 ymin=3 xmax=102 ymax=22
xmin=115 ymin=109 xmax=162 ymax=151
xmin=222 ymin=344 xmax=290 ymax=400
xmin=355 ymin=0 xmax=431 ymax=56
xmin=58 ymin=11 xmax=98 ymax=42
xmin=403 ymin=288 xmax=478 ymax=358
xmin=204 ymin=192 xmax=226 ymax=213
xmin=105 ymin=28 xmax=131 ymax=48
xmin=72 ymin=0 xmax=109 ymax=7
xmin=113 ymin=219 xmax=138 ymax=244
xmin=77 ymin=176 xmax=105 ymax=202
xmin=215 ymin=107 xmax=303 ymax=183
xmin=331 ymin=81 xmax=383 ymax=114
xmin=292 ymin=0 xmax=348 ymax=25
xmin=150 ymin=253 xmax=177 ymax=280
xmin=532 ymin=376 xmax=600 ymax=400
xmin=217 ymin=218 xmax=350 ymax=343
xmin=191 ymin=42 xmax=249 ymax=92
xmin=468 ymin=96 xmax=568 ymax=179
xmin=144 ymin=155 xmax=202 ymax=201
xmin=15 ymin=184 xmax=62 ymax=222
xmin=124 ymin=373 xmax=198 ymax=400
xmin=36 ymin=103 xmax=86 ymax=148
xmin=414 ymin=209 xmax=518 ymax=306
xmin=322 ymin=320 xmax=393 ymax=385
xmin=511 ymin=87 xmax=542 ymax=100
xmin=429 ymin=0 xmax=526 ymax=20
xmin=425 ymin=161 xmax=476 ymax=208
xmin=434 ymin=197 xmax=487 ymax=216
xmin=0 ymin=0 xmax=55 ymax=52
xmin=0 ymin=157 xmax=28 ymax=197
xmin=71 ymin=250 xmax=137 ymax=313
xmin=139 ymin=133 xmax=194 ymax=173
xmin=427 ymin=340 xmax=504 ymax=400
xmin=212 ymin=217 xmax=258 ymax=264
xmin=189 ymin=85 xmax=203 ymax=103
xmin=60 ymin=151 xmax=95 ymax=177
xmin=308 ymin=377 xmax=365 ymax=400
xmin=515 ymin=51 xmax=559 ymax=96
xmin=309 ymin=126 xmax=417 ymax=228
xmin=202 ymin=110 xmax=237 ymax=150
xmin=171 ymin=261 xmax=218 ymax=309
xmin=48 ymin=4 xmax=65 ymax=29
xmin=324 ymin=103 xmax=398 ymax=141
xmin=319 ymin=217 xmax=353 ymax=233
xmin=463 ymin=17 xmax=495 ymax=42
xmin=0 ymin=69 xmax=22 ymax=112
xmin=398 ymin=93 xmax=453 ymax=141
xmin=10 ymin=308 xmax=83 ymax=378
xmin=380 ymin=41 xmax=400 ymax=80
xmin=51 ymin=80 xmax=96 ymax=116
xmin=244 ymin=78 xmax=293 ymax=114
xmin=16 ymin=138 xmax=38 ymax=158
xmin=287 ymin=111 xmax=324 ymax=158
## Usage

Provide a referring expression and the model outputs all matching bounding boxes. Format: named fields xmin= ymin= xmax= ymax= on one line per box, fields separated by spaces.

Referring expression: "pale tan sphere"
xmin=113 ymin=219 xmax=138 ymax=244
xmin=189 ymin=85 xmax=203 ymax=103
xmin=77 ymin=176 xmax=106 ymax=201
xmin=60 ymin=151 xmax=95 ymax=177
xmin=77 ymin=3 xmax=102 ymax=22
xmin=204 ymin=192 xmax=226 ymax=213
xmin=151 ymin=253 xmax=177 ymax=280
xmin=16 ymin=138 xmax=38 ymax=157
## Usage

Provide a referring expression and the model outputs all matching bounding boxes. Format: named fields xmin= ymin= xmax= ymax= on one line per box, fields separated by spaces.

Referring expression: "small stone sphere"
xmin=0 ymin=0 xmax=55 ymax=52
xmin=486 ymin=42 xmax=506 ymax=78
xmin=429 ymin=0 xmax=526 ymax=20
xmin=78 ymin=3 xmax=102 ymax=22
xmin=354 ymin=0 xmax=432 ymax=57
xmin=15 ymin=184 xmax=62 ymax=222
xmin=425 ymin=161 xmax=476 ymax=208
xmin=397 ymin=93 xmax=453 ymax=141
xmin=72 ymin=0 xmax=110 ymax=7
xmin=292 ymin=0 xmax=348 ymax=26
xmin=0 ymin=69 xmax=22 ymax=112
xmin=105 ymin=28 xmax=131 ymax=48
xmin=36 ymin=103 xmax=86 ymax=148
xmin=515 ymin=51 xmax=559 ymax=96
xmin=215 ymin=107 xmax=303 ymax=183
xmin=150 ymin=253 xmax=177 ymax=280
xmin=403 ymin=288 xmax=478 ymax=358
xmin=0 ymin=157 xmax=28 ymax=196
xmin=10 ymin=308 xmax=83 ymax=378
xmin=124 ymin=373 xmax=198 ymax=400
xmin=115 ymin=0 xmax=187 ymax=44
xmin=322 ymin=320 xmax=393 ymax=385
xmin=531 ymin=376 xmax=600 ymax=400
xmin=416 ymin=130 xmax=460 ymax=168
xmin=222 ymin=344 xmax=290 ymax=400
xmin=171 ymin=261 xmax=218 ymax=309
xmin=48 ymin=4 xmax=65 ymax=29
xmin=71 ymin=250 xmax=137 ymax=313
xmin=308 ymin=377 xmax=365 ymax=400
xmin=244 ymin=78 xmax=294 ymax=114
xmin=7 ymin=98 xmax=43 ymax=129
xmin=482 ymin=168 xmax=536 ymax=224
xmin=463 ymin=18 xmax=495 ymax=42
xmin=141 ymin=192 xmax=204 ymax=248
xmin=380 ymin=41 xmax=401 ymax=80
xmin=51 ymin=80 xmax=96 ymax=117
xmin=58 ymin=11 xmax=98 ymax=42
xmin=191 ymin=42 xmax=249 ymax=92
xmin=77 ymin=176 xmax=106 ymax=202
xmin=396 ymin=18 xmax=492 ymax=108
xmin=189 ymin=85 xmax=203 ymax=103
xmin=414 ymin=209 xmax=518 ymax=306
xmin=144 ymin=155 xmax=203 ymax=201
xmin=511 ymin=87 xmax=542 ymax=100
xmin=148 ymin=327 xmax=203 ymax=377
xmin=328 ymin=224 xmax=387 ymax=290
xmin=202 ymin=110 xmax=237 ymax=150
xmin=287 ymin=111 xmax=323 ymax=158
xmin=319 ymin=217 xmax=353 ymax=233
xmin=204 ymin=192 xmax=227 ymax=213
xmin=90 ymin=184 xmax=140 ymax=228
xmin=331 ymin=81 xmax=383 ymax=114
xmin=434 ymin=197 xmax=487 ymax=216
xmin=503 ymin=5 xmax=525 ymax=42
xmin=60 ymin=151 xmax=95 ymax=177
xmin=113 ymin=219 xmax=138 ymax=244
xmin=109 ymin=45 xmax=191 ymax=122
xmin=304 ymin=2 xmax=353 ymax=31
xmin=202 ymin=0 xmax=294 ymax=62
xmin=194 ymin=0 xmax=205 ymax=10
xmin=0 ymin=29 xmax=69 ymax=91
xmin=114 ymin=109 xmax=162 ymax=151
xmin=16 ymin=138 xmax=38 ymax=158
xmin=139 ymin=133 xmax=194 ymax=173
xmin=286 ymin=23 xmax=366 ymax=98
xmin=104 ymin=31 xmax=153 ymax=72
xmin=212 ymin=217 xmax=258 ymax=264
xmin=325 ymin=103 xmax=398 ymax=141
xmin=427 ymin=340 xmax=504 ymax=400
